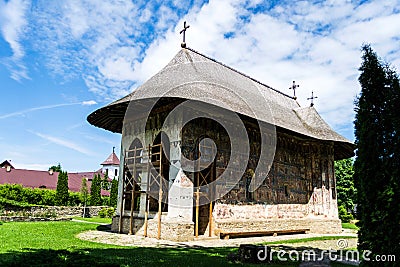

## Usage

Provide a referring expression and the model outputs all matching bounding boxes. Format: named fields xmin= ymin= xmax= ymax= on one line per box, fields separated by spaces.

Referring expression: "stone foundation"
xmin=112 ymin=215 xmax=195 ymax=242
xmin=214 ymin=218 xmax=342 ymax=235
xmin=111 ymin=213 xmax=341 ymax=241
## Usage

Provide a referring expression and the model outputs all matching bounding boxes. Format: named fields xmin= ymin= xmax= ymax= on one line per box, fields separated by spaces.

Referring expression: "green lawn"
xmin=341 ymin=223 xmax=359 ymax=231
xmin=0 ymin=221 xmax=296 ymax=266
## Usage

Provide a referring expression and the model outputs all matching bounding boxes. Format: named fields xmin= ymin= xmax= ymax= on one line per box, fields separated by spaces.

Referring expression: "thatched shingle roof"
xmin=88 ymin=47 xmax=354 ymax=159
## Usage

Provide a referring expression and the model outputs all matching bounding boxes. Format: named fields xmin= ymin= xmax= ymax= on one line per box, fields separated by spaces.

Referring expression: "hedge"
xmin=0 ymin=184 xmax=110 ymax=207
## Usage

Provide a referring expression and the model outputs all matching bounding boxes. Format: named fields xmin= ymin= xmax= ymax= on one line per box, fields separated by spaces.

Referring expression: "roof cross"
xmin=307 ymin=91 xmax=318 ymax=107
xmin=289 ymin=81 xmax=300 ymax=100
xmin=180 ymin=21 xmax=190 ymax=48
xmin=113 ymin=146 xmax=115 ymax=153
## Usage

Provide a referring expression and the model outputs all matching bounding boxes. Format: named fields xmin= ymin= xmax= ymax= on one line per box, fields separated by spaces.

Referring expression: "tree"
xmin=80 ymin=178 xmax=89 ymax=206
xmin=55 ymin=171 xmax=69 ymax=205
xmin=109 ymin=178 xmax=118 ymax=207
xmin=90 ymin=174 xmax=102 ymax=206
xmin=49 ymin=163 xmax=62 ymax=172
xmin=101 ymin=172 xmax=110 ymax=190
xmin=335 ymin=158 xmax=356 ymax=222
xmin=354 ymin=44 xmax=400 ymax=265
xmin=335 ymin=159 xmax=356 ymax=213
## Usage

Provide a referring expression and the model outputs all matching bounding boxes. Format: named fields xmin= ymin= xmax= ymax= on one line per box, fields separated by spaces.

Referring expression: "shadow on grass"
xmin=96 ymin=224 xmax=111 ymax=231
xmin=0 ymin=246 xmax=305 ymax=267
xmin=0 ymin=246 xmax=242 ymax=267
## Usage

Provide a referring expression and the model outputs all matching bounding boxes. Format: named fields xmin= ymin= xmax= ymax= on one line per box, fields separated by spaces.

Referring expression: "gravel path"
xmin=76 ymin=228 xmax=358 ymax=266
xmin=77 ymin=229 xmax=357 ymax=249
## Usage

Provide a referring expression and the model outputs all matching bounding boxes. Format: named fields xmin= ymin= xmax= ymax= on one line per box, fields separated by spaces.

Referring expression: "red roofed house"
xmin=0 ymin=151 xmax=119 ymax=196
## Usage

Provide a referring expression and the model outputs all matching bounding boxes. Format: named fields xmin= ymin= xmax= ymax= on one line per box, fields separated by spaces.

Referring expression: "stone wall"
xmin=1 ymin=206 xmax=109 ymax=218
xmin=0 ymin=216 xmax=72 ymax=222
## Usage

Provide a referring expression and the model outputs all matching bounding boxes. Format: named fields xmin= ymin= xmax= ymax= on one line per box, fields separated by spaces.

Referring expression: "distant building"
xmin=100 ymin=148 xmax=120 ymax=180
xmin=0 ymin=160 xmax=15 ymax=170
xmin=0 ymin=151 xmax=120 ymax=196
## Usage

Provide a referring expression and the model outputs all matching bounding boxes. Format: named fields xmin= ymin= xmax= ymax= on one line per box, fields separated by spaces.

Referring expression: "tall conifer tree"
xmin=55 ymin=171 xmax=69 ymax=205
xmin=109 ymin=178 xmax=118 ymax=207
xmin=90 ymin=174 xmax=102 ymax=206
xmin=355 ymin=44 xmax=399 ymax=265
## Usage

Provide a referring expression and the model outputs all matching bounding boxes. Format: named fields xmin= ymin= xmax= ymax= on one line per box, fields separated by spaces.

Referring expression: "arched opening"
xmin=124 ymin=138 xmax=143 ymax=212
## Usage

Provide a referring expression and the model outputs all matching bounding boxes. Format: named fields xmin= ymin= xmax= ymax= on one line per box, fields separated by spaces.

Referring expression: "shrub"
xmin=68 ymin=192 xmax=82 ymax=206
xmin=0 ymin=184 xmax=111 ymax=207
xmin=101 ymin=196 xmax=110 ymax=206
xmin=338 ymin=205 xmax=354 ymax=223
xmin=107 ymin=207 xmax=115 ymax=218
xmin=98 ymin=207 xmax=115 ymax=218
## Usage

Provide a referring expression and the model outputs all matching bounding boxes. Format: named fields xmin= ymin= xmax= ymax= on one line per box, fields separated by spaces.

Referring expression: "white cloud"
xmin=6 ymin=0 xmax=400 ymax=140
xmin=81 ymin=100 xmax=97 ymax=106
xmin=0 ymin=102 xmax=80 ymax=119
xmin=0 ymin=0 xmax=30 ymax=81
xmin=32 ymin=131 xmax=94 ymax=156
xmin=127 ymin=0 xmax=400 ymax=138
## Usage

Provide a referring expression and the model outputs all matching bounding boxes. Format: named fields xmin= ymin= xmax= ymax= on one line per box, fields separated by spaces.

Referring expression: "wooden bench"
xmin=219 ymin=228 xmax=310 ymax=240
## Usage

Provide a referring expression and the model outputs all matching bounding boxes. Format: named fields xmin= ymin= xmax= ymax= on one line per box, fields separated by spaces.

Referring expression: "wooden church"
xmin=88 ymin=45 xmax=354 ymax=241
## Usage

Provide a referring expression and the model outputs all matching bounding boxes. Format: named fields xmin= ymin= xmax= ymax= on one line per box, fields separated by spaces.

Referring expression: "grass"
xmin=341 ymin=223 xmax=359 ymax=231
xmin=72 ymin=216 xmax=112 ymax=224
xmin=0 ymin=221 xmax=296 ymax=266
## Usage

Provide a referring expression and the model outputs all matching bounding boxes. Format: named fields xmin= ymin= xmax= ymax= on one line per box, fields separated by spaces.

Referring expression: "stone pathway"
xmin=77 ymin=229 xmax=357 ymax=249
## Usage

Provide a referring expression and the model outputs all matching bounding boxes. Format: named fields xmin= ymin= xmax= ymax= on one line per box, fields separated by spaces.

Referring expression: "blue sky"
xmin=0 ymin=0 xmax=399 ymax=171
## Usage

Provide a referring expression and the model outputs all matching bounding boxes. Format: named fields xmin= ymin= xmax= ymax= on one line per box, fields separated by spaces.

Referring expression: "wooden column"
xmin=208 ymin=164 xmax=214 ymax=237
xmin=118 ymin=152 xmax=126 ymax=234
xmin=157 ymin=145 xmax=163 ymax=240
xmin=129 ymin=147 xmax=137 ymax=235
xmin=144 ymin=145 xmax=151 ymax=237
xmin=129 ymin=189 xmax=135 ymax=235
xmin=208 ymin=201 xmax=213 ymax=237
xmin=157 ymin=187 xmax=162 ymax=239
xmin=195 ymin=188 xmax=200 ymax=238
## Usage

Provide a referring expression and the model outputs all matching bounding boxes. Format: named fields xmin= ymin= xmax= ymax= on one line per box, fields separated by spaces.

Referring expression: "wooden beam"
xmin=209 ymin=201 xmax=213 ymax=237
xmin=129 ymin=189 xmax=135 ymax=235
xmin=195 ymin=189 xmax=200 ymax=238
xmin=157 ymin=189 xmax=162 ymax=239
xmin=144 ymin=144 xmax=151 ymax=237
xmin=157 ymin=144 xmax=163 ymax=240
xmin=144 ymin=196 xmax=148 ymax=237
xmin=118 ymin=158 xmax=126 ymax=234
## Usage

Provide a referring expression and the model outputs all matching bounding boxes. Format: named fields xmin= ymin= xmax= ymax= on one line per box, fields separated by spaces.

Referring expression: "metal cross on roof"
xmin=113 ymin=146 xmax=115 ymax=153
xmin=289 ymin=81 xmax=299 ymax=100
xmin=180 ymin=21 xmax=190 ymax=48
xmin=307 ymin=91 xmax=318 ymax=107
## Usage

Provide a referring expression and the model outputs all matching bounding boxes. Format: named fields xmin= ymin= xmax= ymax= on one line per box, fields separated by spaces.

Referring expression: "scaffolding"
xmin=194 ymin=140 xmax=215 ymax=238
xmin=119 ymin=139 xmax=216 ymax=239
xmin=119 ymin=143 xmax=166 ymax=239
